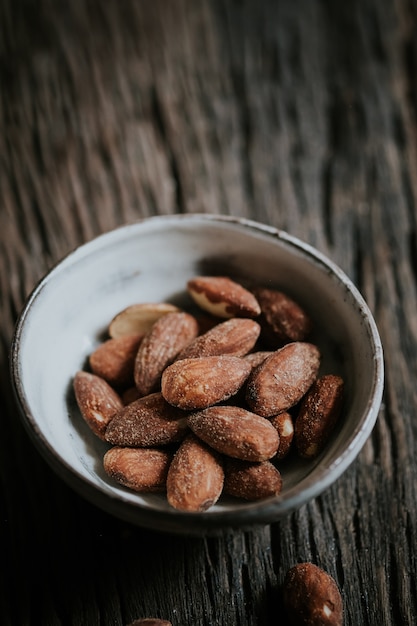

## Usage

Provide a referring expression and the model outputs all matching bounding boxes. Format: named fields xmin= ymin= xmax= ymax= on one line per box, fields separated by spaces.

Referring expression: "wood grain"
xmin=1 ymin=0 xmax=417 ymax=624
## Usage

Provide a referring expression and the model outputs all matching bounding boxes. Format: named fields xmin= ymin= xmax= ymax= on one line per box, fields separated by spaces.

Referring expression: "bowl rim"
xmin=10 ymin=213 xmax=384 ymax=534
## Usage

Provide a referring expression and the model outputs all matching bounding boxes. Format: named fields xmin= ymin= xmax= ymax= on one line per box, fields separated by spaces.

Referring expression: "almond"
xmin=223 ymin=459 xmax=282 ymax=500
xmin=283 ymin=562 xmax=343 ymax=626
xmin=188 ymin=405 xmax=279 ymax=461
xmin=89 ymin=334 xmax=143 ymax=389
xmin=187 ymin=276 xmax=261 ymax=319
xmin=254 ymin=287 xmax=313 ymax=348
xmin=108 ymin=302 xmax=180 ymax=338
xmin=73 ymin=371 xmax=123 ymax=440
xmin=166 ymin=433 xmax=224 ymax=512
xmin=103 ymin=447 xmax=172 ymax=492
xmin=134 ymin=312 xmax=199 ymax=396
xmin=243 ymin=350 xmax=274 ymax=369
xmin=269 ymin=411 xmax=294 ymax=460
xmin=177 ymin=318 xmax=261 ymax=360
xmin=161 ymin=356 xmax=251 ymax=410
xmin=295 ymin=374 xmax=344 ymax=459
xmin=105 ymin=392 xmax=189 ymax=447
xmin=246 ymin=342 xmax=321 ymax=417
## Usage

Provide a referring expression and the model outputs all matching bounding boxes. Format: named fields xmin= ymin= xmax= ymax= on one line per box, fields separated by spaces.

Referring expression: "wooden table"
xmin=1 ymin=1 xmax=416 ymax=624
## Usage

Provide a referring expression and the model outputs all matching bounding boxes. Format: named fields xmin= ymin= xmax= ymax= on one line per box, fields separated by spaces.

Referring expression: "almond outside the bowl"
xmin=73 ymin=371 xmax=123 ymax=440
xmin=103 ymin=447 xmax=172 ymax=492
xmin=161 ymin=355 xmax=252 ymax=410
xmin=134 ymin=311 xmax=199 ymax=396
xmin=246 ymin=342 xmax=321 ymax=417
xmin=108 ymin=302 xmax=180 ymax=339
xmin=187 ymin=276 xmax=261 ymax=319
xmin=166 ymin=433 xmax=224 ymax=512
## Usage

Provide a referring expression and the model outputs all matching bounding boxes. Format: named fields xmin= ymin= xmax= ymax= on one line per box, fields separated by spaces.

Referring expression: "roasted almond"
xmin=254 ymin=287 xmax=313 ymax=348
xmin=269 ymin=411 xmax=294 ymax=460
xmin=283 ymin=562 xmax=343 ymax=626
xmin=246 ymin=342 xmax=321 ymax=417
xmin=161 ymin=356 xmax=251 ymax=410
xmin=188 ymin=405 xmax=279 ymax=461
xmin=103 ymin=447 xmax=172 ymax=492
xmin=223 ymin=459 xmax=282 ymax=500
xmin=105 ymin=392 xmax=189 ymax=447
xmin=166 ymin=433 xmax=224 ymax=512
xmin=108 ymin=302 xmax=180 ymax=338
xmin=295 ymin=374 xmax=344 ymax=459
xmin=243 ymin=350 xmax=274 ymax=369
xmin=177 ymin=318 xmax=261 ymax=360
xmin=134 ymin=312 xmax=199 ymax=396
xmin=73 ymin=371 xmax=123 ymax=440
xmin=89 ymin=334 xmax=143 ymax=389
xmin=187 ymin=276 xmax=261 ymax=319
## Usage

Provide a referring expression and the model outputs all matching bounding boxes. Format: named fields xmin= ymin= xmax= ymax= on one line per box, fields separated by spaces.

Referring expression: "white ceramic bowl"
xmin=10 ymin=214 xmax=384 ymax=534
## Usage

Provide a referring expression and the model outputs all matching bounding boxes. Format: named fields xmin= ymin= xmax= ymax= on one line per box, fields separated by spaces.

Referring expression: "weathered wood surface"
xmin=1 ymin=0 xmax=417 ymax=624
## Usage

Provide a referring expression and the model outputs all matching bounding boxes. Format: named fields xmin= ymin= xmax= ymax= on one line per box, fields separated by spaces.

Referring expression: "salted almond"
xmin=167 ymin=433 xmax=224 ymax=512
xmin=254 ymin=287 xmax=313 ymax=348
xmin=246 ymin=342 xmax=321 ymax=417
xmin=187 ymin=276 xmax=261 ymax=319
xmin=161 ymin=356 xmax=251 ymax=410
xmin=105 ymin=392 xmax=189 ymax=447
xmin=103 ymin=447 xmax=172 ymax=492
xmin=89 ymin=334 xmax=143 ymax=389
xmin=243 ymin=351 xmax=274 ymax=369
xmin=108 ymin=302 xmax=180 ymax=338
xmin=295 ymin=374 xmax=344 ymax=459
xmin=177 ymin=318 xmax=261 ymax=360
xmin=188 ymin=405 xmax=279 ymax=461
xmin=269 ymin=412 xmax=294 ymax=460
xmin=283 ymin=563 xmax=343 ymax=626
xmin=121 ymin=386 xmax=141 ymax=405
xmin=73 ymin=371 xmax=123 ymax=440
xmin=134 ymin=312 xmax=199 ymax=396
xmin=223 ymin=459 xmax=282 ymax=500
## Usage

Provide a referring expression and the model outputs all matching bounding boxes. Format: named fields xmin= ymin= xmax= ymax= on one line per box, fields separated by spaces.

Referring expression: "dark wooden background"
xmin=1 ymin=0 xmax=417 ymax=624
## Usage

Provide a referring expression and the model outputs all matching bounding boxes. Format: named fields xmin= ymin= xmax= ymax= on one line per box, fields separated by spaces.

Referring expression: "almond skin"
xmin=283 ymin=563 xmax=343 ymax=626
xmin=108 ymin=302 xmax=180 ymax=338
xmin=89 ymin=334 xmax=143 ymax=389
xmin=177 ymin=318 xmax=261 ymax=360
xmin=187 ymin=276 xmax=261 ymax=319
xmin=161 ymin=356 xmax=252 ymax=410
xmin=223 ymin=459 xmax=282 ymax=500
xmin=254 ymin=287 xmax=313 ymax=348
xmin=73 ymin=371 xmax=123 ymax=440
xmin=269 ymin=411 xmax=294 ymax=460
xmin=103 ymin=447 xmax=172 ymax=492
xmin=246 ymin=342 xmax=321 ymax=417
xmin=105 ymin=392 xmax=189 ymax=447
xmin=295 ymin=374 xmax=344 ymax=459
xmin=166 ymin=433 xmax=224 ymax=512
xmin=134 ymin=311 xmax=199 ymax=396
xmin=188 ymin=405 xmax=279 ymax=461
xmin=243 ymin=351 xmax=274 ymax=369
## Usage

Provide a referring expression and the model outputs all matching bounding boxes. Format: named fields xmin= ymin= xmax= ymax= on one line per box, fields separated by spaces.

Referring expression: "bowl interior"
xmin=11 ymin=215 xmax=383 ymax=532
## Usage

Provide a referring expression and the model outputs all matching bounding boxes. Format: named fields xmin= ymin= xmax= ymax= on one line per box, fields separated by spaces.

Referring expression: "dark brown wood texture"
xmin=1 ymin=0 xmax=417 ymax=624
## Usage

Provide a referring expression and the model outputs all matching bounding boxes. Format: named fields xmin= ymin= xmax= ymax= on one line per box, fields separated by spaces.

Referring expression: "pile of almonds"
xmin=73 ymin=276 xmax=344 ymax=512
